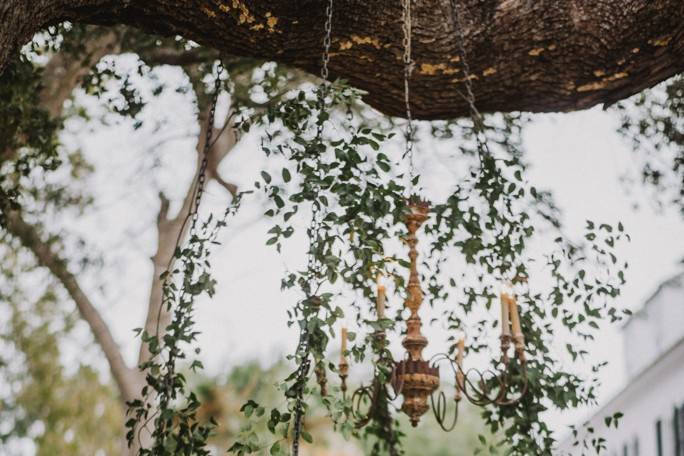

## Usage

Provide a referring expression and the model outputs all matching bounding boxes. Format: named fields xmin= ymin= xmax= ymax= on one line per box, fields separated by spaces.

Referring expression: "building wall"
xmin=558 ymin=340 xmax=684 ymax=455
xmin=558 ymin=273 xmax=684 ymax=456
xmin=623 ymin=275 xmax=684 ymax=379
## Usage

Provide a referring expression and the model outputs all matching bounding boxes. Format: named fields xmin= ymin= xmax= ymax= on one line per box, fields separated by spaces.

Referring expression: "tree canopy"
xmin=1 ymin=0 xmax=683 ymax=118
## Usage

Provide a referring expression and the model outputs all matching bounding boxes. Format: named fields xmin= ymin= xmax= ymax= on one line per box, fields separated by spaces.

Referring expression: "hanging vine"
xmin=228 ymin=59 xmax=629 ymax=456
xmin=125 ymin=63 xmax=248 ymax=455
xmin=117 ymin=4 xmax=631 ymax=456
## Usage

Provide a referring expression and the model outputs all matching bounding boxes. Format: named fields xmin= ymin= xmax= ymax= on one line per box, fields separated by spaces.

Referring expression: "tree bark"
xmin=2 ymin=0 xmax=683 ymax=119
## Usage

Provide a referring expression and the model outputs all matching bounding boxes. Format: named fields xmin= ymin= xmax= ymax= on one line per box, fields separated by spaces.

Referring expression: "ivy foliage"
xmin=1 ymin=22 xmax=641 ymax=456
xmin=221 ymin=73 xmax=630 ymax=455
xmin=0 ymin=53 xmax=61 ymax=223
xmin=615 ymin=75 xmax=684 ymax=216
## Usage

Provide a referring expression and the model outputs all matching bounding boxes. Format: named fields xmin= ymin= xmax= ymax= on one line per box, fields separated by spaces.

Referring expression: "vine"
xmin=226 ymin=76 xmax=629 ymax=455
xmin=125 ymin=64 xmax=248 ymax=454
xmin=126 ymin=194 xmax=246 ymax=454
xmin=1 ymin=18 xmax=639 ymax=456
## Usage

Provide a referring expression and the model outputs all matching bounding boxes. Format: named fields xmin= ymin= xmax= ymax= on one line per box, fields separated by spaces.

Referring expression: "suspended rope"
xmin=291 ymin=1 xmax=334 ymax=454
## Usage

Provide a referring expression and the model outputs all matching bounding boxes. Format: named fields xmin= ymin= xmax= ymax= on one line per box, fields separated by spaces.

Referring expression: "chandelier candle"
xmin=500 ymin=293 xmax=511 ymax=337
xmin=456 ymin=337 xmax=465 ymax=397
xmin=376 ymin=275 xmax=386 ymax=319
xmin=506 ymin=294 xmax=526 ymax=362
xmin=456 ymin=337 xmax=465 ymax=367
xmin=341 ymin=327 xmax=348 ymax=356
xmin=508 ymin=295 xmax=522 ymax=339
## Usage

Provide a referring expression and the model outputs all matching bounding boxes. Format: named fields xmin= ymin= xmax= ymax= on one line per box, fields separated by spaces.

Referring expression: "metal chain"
xmin=401 ymin=0 xmax=416 ymax=190
xmin=164 ymin=62 xmax=224 ymax=275
xmin=190 ymin=63 xmax=224 ymax=232
xmin=449 ymin=1 xmax=491 ymax=157
xmin=320 ymin=0 xmax=333 ymax=82
xmin=292 ymin=2 xmax=334 ymax=455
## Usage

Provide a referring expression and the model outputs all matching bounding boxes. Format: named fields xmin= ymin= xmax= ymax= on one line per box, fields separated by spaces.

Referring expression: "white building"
xmin=559 ymin=271 xmax=684 ymax=456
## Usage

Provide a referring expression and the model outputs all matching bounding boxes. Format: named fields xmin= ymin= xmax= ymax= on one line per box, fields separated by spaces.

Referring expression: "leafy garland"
xmin=109 ymin=61 xmax=631 ymax=456
xmin=3 ymin=23 xmax=636 ymax=456
xmin=227 ymin=79 xmax=630 ymax=455
xmin=126 ymin=195 xmax=245 ymax=454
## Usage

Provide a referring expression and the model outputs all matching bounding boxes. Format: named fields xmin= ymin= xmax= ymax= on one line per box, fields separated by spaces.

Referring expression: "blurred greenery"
xmin=0 ymin=292 xmax=493 ymax=455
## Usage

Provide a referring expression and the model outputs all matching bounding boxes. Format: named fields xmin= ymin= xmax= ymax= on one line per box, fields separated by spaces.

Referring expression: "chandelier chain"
xmin=292 ymin=3 xmax=334 ymax=455
xmin=191 ymin=63 xmax=224 ymax=232
xmin=321 ymin=0 xmax=334 ymax=82
xmin=449 ymin=1 xmax=491 ymax=156
xmin=401 ymin=0 xmax=416 ymax=189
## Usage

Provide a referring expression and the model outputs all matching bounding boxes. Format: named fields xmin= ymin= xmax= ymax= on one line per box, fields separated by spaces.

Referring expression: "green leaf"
xmin=261 ymin=171 xmax=272 ymax=183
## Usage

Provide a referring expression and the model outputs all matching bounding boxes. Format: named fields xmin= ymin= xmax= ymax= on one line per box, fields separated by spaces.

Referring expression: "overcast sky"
xmin=56 ymin=61 xmax=684 ymax=440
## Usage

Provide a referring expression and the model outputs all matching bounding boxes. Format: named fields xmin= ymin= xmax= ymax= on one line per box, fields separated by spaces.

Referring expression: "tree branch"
xmin=139 ymin=47 xmax=217 ymax=67
xmin=40 ymin=28 xmax=122 ymax=117
xmin=138 ymin=99 xmax=240 ymax=365
xmin=2 ymin=0 xmax=684 ymax=119
xmin=4 ymin=210 xmax=143 ymax=404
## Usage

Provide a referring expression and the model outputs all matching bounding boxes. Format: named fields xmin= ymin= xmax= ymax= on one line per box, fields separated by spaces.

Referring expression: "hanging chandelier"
xmin=332 ymin=0 xmax=530 ymax=429
xmin=336 ymin=197 xmax=529 ymax=431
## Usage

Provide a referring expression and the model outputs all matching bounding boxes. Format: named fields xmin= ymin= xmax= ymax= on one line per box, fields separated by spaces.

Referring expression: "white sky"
xmin=55 ymin=62 xmax=684 ymax=441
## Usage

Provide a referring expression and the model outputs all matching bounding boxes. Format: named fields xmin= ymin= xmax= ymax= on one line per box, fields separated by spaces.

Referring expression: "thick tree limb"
xmin=2 ymin=0 xmax=684 ymax=119
xmin=4 ymin=210 xmax=144 ymax=404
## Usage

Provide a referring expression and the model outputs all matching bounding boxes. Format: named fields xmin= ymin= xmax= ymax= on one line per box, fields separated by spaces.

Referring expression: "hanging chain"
xmin=320 ymin=0 xmax=333 ymax=82
xmin=449 ymin=1 xmax=491 ymax=156
xmin=163 ymin=62 xmax=224 ymax=275
xmin=190 ymin=63 xmax=224 ymax=232
xmin=401 ymin=0 xmax=416 ymax=190
xmin=292 ymin=2 xmax=334 ymax=455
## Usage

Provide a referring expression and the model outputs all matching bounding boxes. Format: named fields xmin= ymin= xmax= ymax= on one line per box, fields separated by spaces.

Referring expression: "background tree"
xmin=0 ymin=23 xmax=304 ymax=454
xmin=614 ymin=76 xmax=684 ymax=217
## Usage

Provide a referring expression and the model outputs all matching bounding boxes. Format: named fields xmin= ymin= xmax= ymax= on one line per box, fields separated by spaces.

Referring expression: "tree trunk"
xmin=1 ymin=0 xmax=683 ymax=119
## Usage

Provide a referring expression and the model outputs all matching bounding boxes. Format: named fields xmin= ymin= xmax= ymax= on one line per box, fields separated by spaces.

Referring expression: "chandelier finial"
xmin=393 ymin=199 xmax=440 ymax=427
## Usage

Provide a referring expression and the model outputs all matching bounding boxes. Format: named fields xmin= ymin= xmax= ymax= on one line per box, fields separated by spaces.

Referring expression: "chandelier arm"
xmin=492 ymin=361 xmax=529 ymax=406
xmin=430 ymin=352 xmax=526 ymax=407
xmin=457 ymin=362 xmax=529 ymax=407
xmin=430 ymin=390 xmax=460 ymax=432
xmin=428 ymin=354 xmax=461 ymax=432
xmin=350 ymin=385 xmax=374 ymax=428
xmin=388 ymin=356 xmax=407 ymax=400
xmin=459 ymin=367 xmax=501 ymax=406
